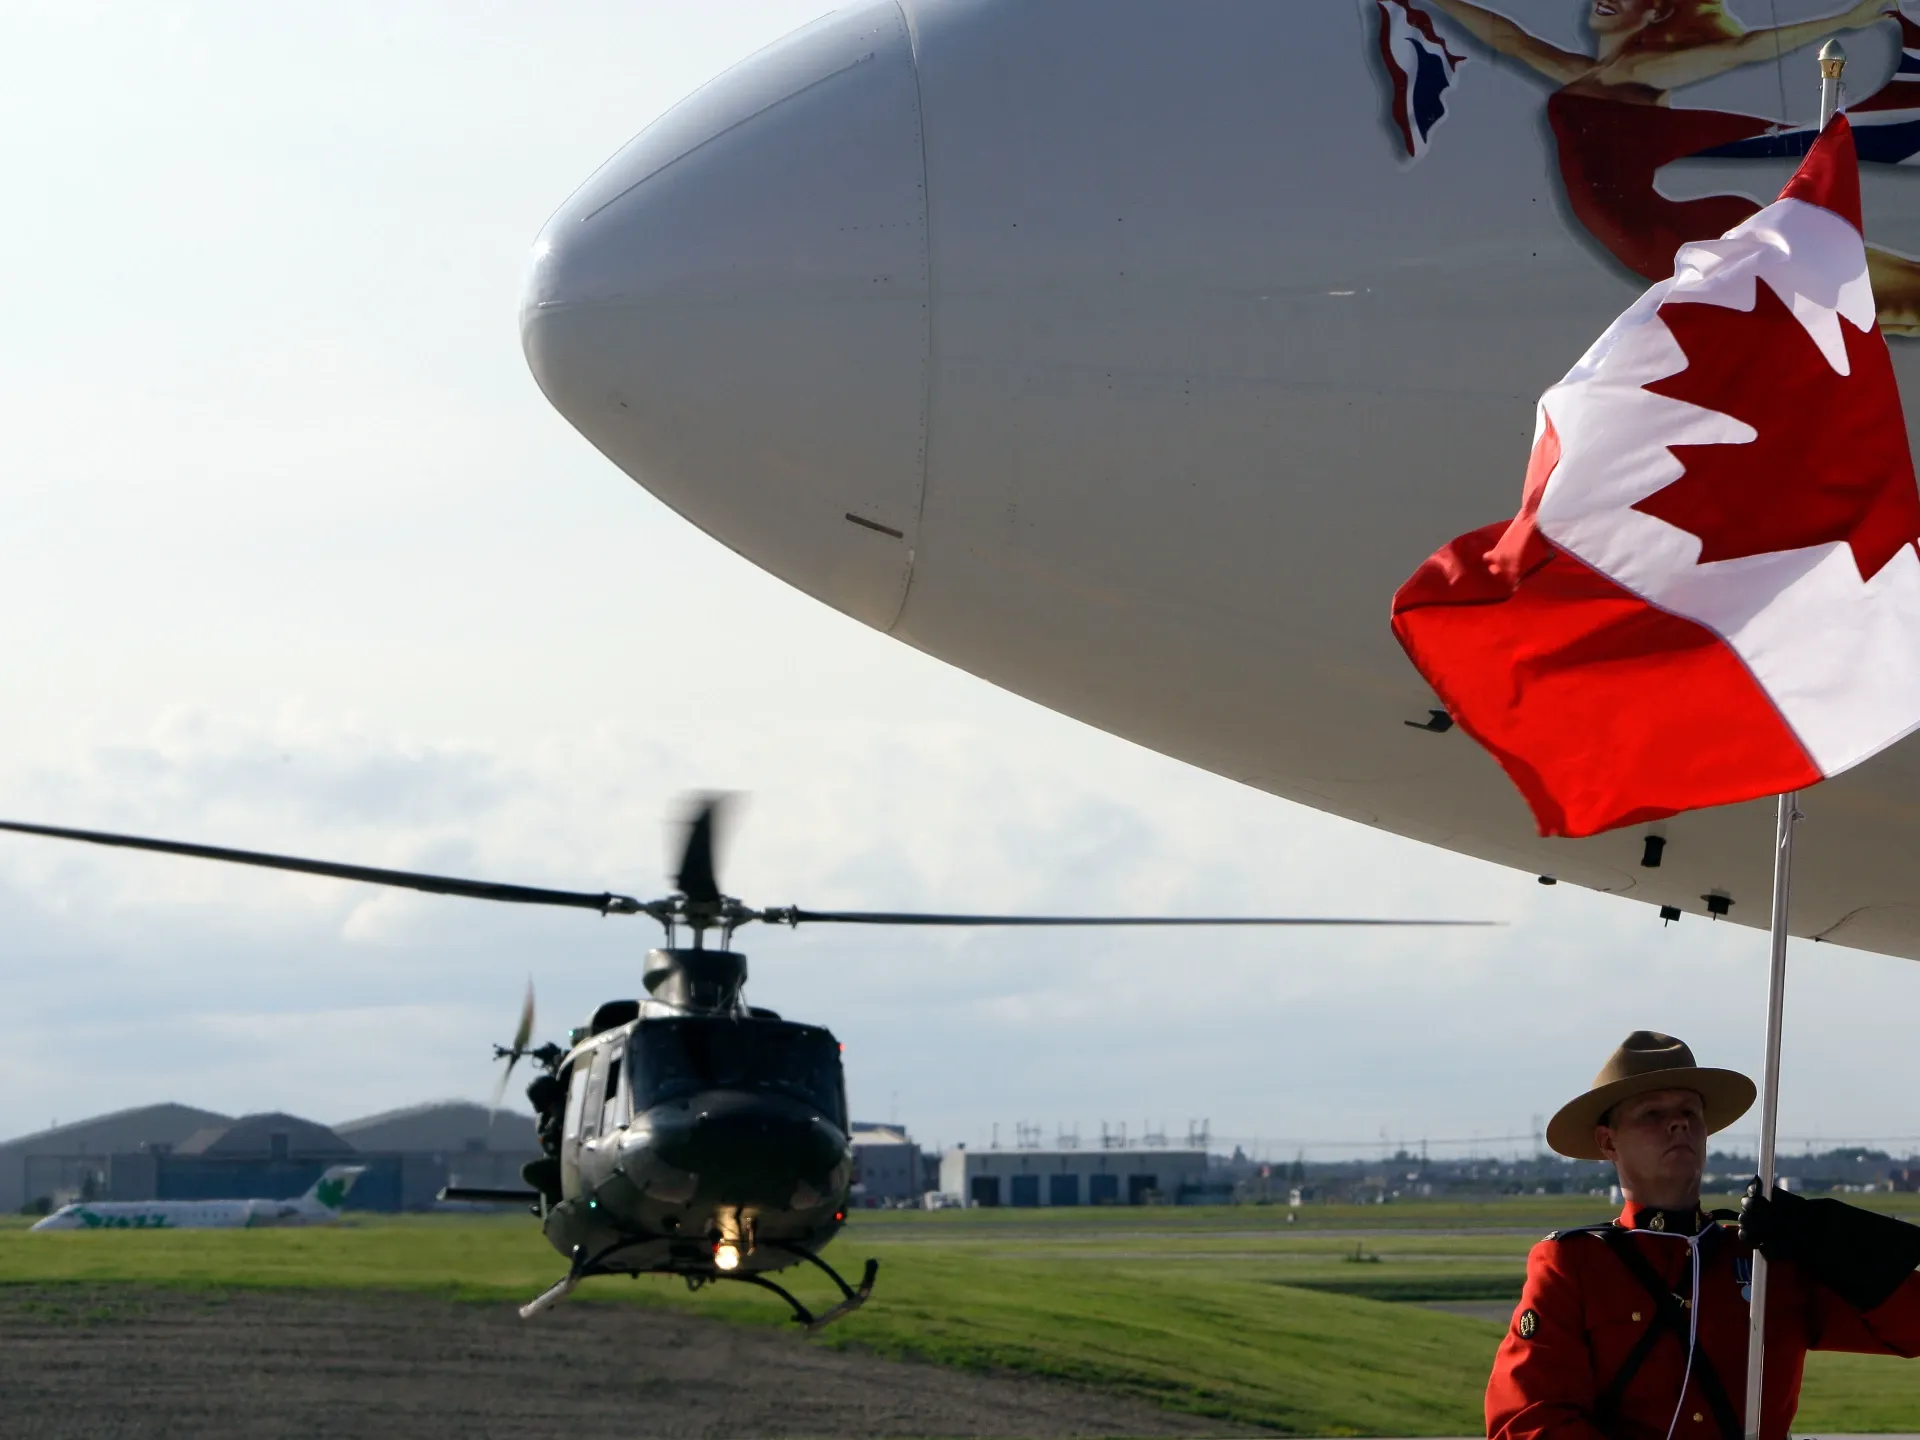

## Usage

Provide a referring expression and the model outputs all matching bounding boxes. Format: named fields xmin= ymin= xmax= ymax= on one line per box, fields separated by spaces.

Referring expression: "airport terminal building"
xmin=938 ymin=1144 xmax=1209 ymax=1207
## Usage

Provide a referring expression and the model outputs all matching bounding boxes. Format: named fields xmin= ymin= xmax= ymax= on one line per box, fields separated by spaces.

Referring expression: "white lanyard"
xmin=1630 ymin=1220 xmax=1712 ymax=1440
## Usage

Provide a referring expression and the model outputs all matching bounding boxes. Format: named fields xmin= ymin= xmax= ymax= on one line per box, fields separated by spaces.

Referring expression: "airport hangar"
xmin=848 ymin=1123 xmax=925 ymax=1205
xmin=0 ymin=1103 xmax=539 ymax=1214
xmin=939 ymin=1144 xmax=1209 ymax=1207
xmin=5 ymin=1108 xmax=1209 ymax=1212
xmin=6 ymin=1107 xmax=940 ymax=1213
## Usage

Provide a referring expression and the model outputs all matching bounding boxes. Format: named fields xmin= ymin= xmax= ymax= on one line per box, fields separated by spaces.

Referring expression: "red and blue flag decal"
xmin=1702 ymin=11 xmax=1920 ymax=167
xmin=1375 ymin=0 xmax=1465 ymax=162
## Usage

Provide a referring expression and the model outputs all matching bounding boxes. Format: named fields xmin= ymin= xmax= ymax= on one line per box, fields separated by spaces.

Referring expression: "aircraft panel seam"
xmin=577 ymin=52 xmax=880 ymax=229
xmin=886 ymin=0 xmax=935 ymax=636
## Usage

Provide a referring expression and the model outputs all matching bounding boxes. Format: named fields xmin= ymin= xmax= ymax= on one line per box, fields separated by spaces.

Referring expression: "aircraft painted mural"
xmin=1374 ymin=0 xmax=1920 ymax=333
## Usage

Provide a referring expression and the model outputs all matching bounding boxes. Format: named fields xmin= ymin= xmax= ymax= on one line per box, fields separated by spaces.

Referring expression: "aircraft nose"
xmin=523 ymin=2 xmax=929 ymax=630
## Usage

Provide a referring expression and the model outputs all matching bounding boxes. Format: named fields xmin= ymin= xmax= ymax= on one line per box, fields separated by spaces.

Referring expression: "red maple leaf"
xmin=1633 ymin=279 xmax=1920 ymax=582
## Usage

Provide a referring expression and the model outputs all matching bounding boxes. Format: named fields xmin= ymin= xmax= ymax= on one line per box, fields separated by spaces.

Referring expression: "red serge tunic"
xmin=1487 ymin=1201 xmax=1920 ymax=1440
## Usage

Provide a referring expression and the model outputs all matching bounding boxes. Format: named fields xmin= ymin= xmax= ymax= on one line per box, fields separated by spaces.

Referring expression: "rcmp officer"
xmin=1487 ymin=1031 xmax=1920 ymax=1440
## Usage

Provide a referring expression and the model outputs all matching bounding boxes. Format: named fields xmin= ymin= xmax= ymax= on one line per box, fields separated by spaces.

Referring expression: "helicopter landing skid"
xmin=523 ymin=1241 xmax=877 ymax=1332
xmin=519 ymin=1239 xmax=647 ymax=1320
xmin=719 ymin=1247 xmax=879 ymax=1334
xmin=518 ymin=1269 xmax=579 ymax=1320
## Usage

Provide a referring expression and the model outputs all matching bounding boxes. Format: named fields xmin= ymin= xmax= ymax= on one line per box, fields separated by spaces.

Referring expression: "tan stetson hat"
xmin=1545 ymin=1031 xmax=1756 ymax=1161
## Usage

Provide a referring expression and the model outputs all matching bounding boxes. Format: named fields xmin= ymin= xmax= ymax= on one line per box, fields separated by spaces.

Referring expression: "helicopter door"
xmin=559 ymin=1048 xmax=607 ymax=1195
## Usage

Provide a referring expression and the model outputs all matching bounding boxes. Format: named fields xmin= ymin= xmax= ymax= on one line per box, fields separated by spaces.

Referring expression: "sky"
xmin=2 ymin=1 xmax=1919 ymax=1162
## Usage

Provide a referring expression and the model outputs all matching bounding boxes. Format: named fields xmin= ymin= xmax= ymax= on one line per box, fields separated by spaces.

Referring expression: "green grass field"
xmin=5 ymin=1197 xmax=1918 ymax=1434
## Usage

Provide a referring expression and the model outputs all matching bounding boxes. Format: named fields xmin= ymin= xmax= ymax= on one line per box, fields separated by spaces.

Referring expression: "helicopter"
xmin=0 ymin=798 xmax=1493 ymax=1330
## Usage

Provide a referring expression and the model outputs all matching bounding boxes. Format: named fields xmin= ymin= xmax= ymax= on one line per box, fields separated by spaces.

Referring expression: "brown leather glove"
xmin=1741 ymin=1176 xmax=1920 ymax=1312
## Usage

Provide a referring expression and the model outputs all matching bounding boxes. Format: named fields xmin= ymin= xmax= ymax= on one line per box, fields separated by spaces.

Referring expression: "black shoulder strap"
xmin=1592 ymin=1229 xmax=1685 ymax=1430
xmin=1688 ymin=1346 xmax=1745 ymax=1440
xmin=1591 ymin=1226 xmax=1742 ymax=1440
xmin=1600 ymin=1225 xmax=1686 ymax=1303
xmin=1548 ymin=1222 xmax=1616 ymax=1242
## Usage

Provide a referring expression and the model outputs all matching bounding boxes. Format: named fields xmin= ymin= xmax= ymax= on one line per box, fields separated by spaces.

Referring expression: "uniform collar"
xmin=1617 ymin=1199 xmax=1708 ymax=1234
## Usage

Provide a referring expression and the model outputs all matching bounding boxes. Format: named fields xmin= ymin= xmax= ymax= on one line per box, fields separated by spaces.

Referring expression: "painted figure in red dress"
xmin=1425 ymin=0 xmax=1920 ymax=333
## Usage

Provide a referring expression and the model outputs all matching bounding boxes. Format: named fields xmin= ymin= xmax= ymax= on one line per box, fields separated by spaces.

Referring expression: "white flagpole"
xmin=1743 ymin=49 xmax=1845 ymax=1440
xmin=1741 ymin=790 xmax=1798 ymax=1439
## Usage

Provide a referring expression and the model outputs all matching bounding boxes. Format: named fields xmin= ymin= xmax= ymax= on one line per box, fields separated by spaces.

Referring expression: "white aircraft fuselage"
xmin=31 ymin=1165 xmax=365 ymax=1231
xmin=522 ymin=1 xmax=1920 ymax=959
xmin=34 ymin=1198 xmax=288 ymax=1231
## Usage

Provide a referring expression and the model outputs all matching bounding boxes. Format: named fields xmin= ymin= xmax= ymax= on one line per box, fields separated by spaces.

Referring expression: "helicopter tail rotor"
xmin=490 ymin=979 xmax=537 ymax=1119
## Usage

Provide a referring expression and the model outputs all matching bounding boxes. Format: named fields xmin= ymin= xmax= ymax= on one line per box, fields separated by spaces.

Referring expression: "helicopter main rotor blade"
xmin=760 ymin=908 xmax=1498 ymax=927
xmin=0 ymin=821 xmax=644 ymax=915
xmin=674 ymin=795 xmax=726 ymax=905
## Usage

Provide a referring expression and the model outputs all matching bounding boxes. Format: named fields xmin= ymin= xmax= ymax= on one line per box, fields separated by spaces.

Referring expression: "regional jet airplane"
xmin=30 ymin=1165 xmax=365 ymax=1231
xmin=521 ymin=1 xmax=1920 ymax=958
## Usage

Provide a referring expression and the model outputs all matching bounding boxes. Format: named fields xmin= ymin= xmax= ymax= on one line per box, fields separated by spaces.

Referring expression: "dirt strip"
xmin=0 ymin=1285 xmax=1250 ymax=1439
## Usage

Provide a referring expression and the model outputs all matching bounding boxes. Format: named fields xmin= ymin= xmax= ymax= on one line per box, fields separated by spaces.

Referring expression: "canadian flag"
xmin=1391 ymin=117 xmax=1920 ymax=839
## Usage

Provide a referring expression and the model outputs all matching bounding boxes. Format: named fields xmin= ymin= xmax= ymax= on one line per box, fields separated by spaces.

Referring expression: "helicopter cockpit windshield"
xmin=629 ymin=1018 xmax=846 ymax=1128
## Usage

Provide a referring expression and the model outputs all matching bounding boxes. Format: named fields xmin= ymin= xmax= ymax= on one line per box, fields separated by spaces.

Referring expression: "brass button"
xmin=1693 ymin=1413 xmax=1704 ymax=1424
xmin=1632 ymin=1311 xmax=1643 ymax=1322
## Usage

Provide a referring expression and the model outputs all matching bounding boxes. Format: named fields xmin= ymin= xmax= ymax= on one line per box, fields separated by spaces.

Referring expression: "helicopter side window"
xmin=562 ymin=1059 xmax=591 ymax=1144
xmin=601 ymin=1052 xmax=626 ymax=1133
xmin=577 ymin=1046 xmax=610 ymax=1141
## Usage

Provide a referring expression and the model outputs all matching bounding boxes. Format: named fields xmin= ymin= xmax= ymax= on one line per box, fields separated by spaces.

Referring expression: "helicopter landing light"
xmin=713 ymin=1242 xmax=742 ymax=1272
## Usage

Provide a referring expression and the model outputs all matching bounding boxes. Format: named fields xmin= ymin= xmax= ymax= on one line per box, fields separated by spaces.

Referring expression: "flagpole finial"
xmin=1819 ymin=39 xmax=1847 ymax=128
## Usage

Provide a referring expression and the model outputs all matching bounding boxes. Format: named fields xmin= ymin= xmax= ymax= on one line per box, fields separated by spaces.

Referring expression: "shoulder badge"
xmin=1517 ymin=1308 xmax=1540 ymax=1339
